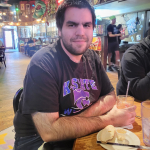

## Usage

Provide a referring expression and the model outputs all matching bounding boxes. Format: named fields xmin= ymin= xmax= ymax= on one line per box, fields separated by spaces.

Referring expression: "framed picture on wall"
xmin=26 ymin=4 xmax=30 ymax=14
xmin=21 ymin=4 xmax=25 ymax=10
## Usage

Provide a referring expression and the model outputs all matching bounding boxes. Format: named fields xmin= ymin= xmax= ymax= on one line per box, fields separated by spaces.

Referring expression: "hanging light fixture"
xmin=0 ymin=0 xmax=11 ymax=7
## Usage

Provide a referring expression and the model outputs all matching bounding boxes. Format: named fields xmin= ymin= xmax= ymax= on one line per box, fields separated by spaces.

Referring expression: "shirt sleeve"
xmin=121 ymin=49 xmax=150 ymax=100
xmin=107 ymin=25 xmax=113 ymax=33
xmin=21 ymin=64 xmax=59 ymax=114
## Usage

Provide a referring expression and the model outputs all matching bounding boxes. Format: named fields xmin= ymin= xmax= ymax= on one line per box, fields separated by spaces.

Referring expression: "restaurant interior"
xmin=0 ymin=0 xmax=150 ymax=149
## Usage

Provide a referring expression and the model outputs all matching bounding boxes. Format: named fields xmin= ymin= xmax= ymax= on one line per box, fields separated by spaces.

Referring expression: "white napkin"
xmin=121 ymin=124 xmax=133 ymax=129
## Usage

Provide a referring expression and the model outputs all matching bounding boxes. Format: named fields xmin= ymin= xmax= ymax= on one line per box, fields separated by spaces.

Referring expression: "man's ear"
xmin=58 ymin=29 xmax=62 ymax=37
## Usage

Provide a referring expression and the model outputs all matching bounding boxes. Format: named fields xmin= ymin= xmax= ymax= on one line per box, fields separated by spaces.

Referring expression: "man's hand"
xmin=106 ymin=105 xmax=136 ymax=126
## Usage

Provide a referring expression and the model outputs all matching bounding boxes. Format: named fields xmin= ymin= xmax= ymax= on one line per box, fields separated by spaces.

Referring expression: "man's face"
xmin=59 ymin=7 xmax=93 ymax=56
xmin=112 ymin=18 xmax=116 ymax=24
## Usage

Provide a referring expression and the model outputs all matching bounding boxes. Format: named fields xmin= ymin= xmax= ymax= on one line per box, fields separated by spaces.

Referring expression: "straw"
xmin=125 ymin=81 xmax=130 ymax=100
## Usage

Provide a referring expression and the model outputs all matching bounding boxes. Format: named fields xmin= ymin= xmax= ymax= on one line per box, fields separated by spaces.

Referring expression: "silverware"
xmin=97 ymin=141 xmax=150 ymax=149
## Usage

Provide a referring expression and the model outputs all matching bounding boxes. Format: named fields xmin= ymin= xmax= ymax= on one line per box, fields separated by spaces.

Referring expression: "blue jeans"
xmin=14 ymin=134 xmax=44 ymax=150
xmin=14 ymin=134 xmax=74 ymax=150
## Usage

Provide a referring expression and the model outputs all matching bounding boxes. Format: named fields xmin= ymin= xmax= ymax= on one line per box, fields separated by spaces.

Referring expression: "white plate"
xmin=97 ymin=127 xmax=140 ymax=150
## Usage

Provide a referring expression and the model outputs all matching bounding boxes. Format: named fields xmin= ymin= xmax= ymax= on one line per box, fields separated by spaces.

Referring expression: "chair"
xmin=117 ymin=67 xmax=120 ymax=79
xmin=13 ymin=88 xmax=23 ymax=114
xmin=0 ymin=47 xmax=6 ymax=67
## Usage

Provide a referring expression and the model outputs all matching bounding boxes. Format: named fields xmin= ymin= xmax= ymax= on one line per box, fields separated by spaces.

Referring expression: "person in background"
xmin=24 ymin=39 xmax=29 ymax=55
xmin=107 ymin=16 xmax=122 ymax=71
xmin=14 ymin=1 xmax=136 ymax=150
xmin=116 ymin=24 xmax=129 ymax=61
xmin=28 ymin=37 xmax=34 ymax=44
xmin=117 ymin=24 xmax=129 ymax=45
xmin=145 ymin=22 xmax=150 ymax=38
xmin=27 ymin=37 xmax=34 ymax=56
xmin=36 ymin=38 xmax=43 ymax=45
xmin=117 ymin=36 xmax=150 ymax=101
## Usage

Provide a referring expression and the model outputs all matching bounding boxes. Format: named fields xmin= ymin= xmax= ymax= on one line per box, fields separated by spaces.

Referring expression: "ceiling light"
xmin=25 ymin=15 xmax=28 ymax=18
xmin=19 ymin=19 xmax=21 ymax=21
xmin=37 ymin=19 xmax=41 ymax=21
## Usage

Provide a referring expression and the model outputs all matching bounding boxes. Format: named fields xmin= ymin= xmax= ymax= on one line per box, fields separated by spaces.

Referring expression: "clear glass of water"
xmin=141 ymin=100 xmax=150 ymax=146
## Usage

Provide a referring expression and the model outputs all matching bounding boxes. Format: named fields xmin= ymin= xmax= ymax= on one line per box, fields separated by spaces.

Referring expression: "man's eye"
xmin=84 ymin=24 xmax=91 ymax=28
xmin=68 ymin=24 xmax=76 ymax=27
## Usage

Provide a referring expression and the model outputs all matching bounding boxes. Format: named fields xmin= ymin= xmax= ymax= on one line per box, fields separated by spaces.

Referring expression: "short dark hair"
xmin=56 ymin=0 xmax=96 ymax=30
xmin=117 ymin=24 xmax=122 ymax=30
xmin=148 ymin=22 xmax=150 ymax=27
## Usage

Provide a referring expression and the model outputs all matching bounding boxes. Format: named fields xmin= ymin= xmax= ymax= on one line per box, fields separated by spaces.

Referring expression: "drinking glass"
xmin=141 ymin=100 xmax=150 ymax=146
xmin=117 ymin=95 xmax=134 ymax=109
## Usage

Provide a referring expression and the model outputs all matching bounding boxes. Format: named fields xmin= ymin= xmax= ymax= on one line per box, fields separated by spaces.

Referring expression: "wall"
xmin=104 ymin=11 xmax=146 ymax=42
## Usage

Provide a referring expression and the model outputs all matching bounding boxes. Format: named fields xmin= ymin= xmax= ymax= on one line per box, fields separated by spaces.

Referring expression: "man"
xmin=14 ymin=1 xmax=136 ymax=150
xmin=107 ymin=16 xmax=122 ymax=71
xmin=117 ymin=36 xmax=150 ymax=101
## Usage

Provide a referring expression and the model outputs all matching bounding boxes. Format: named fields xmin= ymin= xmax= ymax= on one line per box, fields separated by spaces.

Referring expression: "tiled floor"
xmin=0 ymin=50 xmax=118 ymax=132
xmin=0 ymin=51 xmax=31 ymax=131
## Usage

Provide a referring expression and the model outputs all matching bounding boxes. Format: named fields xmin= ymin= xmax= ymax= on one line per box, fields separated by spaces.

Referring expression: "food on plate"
xmin=116 ymin=128 xmax=127 ymax=141
xmin=97 ymin=125 xmax=115 ymax=143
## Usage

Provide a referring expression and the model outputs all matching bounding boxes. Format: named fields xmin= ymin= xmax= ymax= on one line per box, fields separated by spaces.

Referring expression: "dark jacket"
xmin=117 ymin=36 xmax=150 ymax=101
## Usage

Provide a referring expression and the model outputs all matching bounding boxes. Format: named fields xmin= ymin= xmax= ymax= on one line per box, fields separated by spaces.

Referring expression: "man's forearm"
xmin=32 ymin=112 xmax=110 ymax=142
xmin=109 ymin=34 xmax=121 ymax=37
xmin=78 ymin=91 xmax=116 ymax=117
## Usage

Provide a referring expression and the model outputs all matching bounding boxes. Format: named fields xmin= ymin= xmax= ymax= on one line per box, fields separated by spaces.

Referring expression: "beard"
xmin=60 ymin=34 xmax=91 ymax=56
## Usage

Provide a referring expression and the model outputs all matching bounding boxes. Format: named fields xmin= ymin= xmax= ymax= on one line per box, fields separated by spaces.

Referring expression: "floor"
xmin=0 ymin=50 xmax=118 ymax=132
xmin=0 ymin=51 xmax=30 ymax=131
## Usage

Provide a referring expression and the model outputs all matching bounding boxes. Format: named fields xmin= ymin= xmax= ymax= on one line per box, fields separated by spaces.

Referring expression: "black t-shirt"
xmin=14 ymin=40 xmax=114 ymax=137
xmin=107 ymin=24 xmax=118 ymax=43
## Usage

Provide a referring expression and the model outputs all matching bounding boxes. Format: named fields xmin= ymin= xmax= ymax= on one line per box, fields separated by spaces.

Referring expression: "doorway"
xmin=3 ymin=29 xmax=15 ymax=49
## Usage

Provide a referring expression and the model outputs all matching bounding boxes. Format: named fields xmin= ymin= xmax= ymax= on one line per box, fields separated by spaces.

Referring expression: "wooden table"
xmin=73 ymin=101 xmax=143 ymax=150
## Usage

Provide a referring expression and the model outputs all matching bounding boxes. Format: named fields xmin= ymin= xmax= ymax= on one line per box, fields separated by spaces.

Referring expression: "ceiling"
xmin=94 ymin=0 xmax=150 ymax=17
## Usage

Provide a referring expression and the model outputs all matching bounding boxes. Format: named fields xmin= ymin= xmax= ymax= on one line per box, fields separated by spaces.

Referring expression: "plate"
xmin=97 ymin=127 xmax=140 ymax=150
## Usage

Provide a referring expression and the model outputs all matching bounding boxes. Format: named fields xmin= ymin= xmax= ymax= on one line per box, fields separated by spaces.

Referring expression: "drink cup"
xmin=117 ymin=95 xmax=134 ymax=109
xmin=141 ymin=100 xmax=150 ymax=146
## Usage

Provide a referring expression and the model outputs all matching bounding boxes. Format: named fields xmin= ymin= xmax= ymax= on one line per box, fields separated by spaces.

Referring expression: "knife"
xmin=97 ymin=141 xmax=150 ymax=149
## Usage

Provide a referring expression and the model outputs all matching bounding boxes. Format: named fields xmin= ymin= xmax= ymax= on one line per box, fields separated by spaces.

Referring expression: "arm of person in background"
xmin=120 ymin=34 xmax=129 ymax=40
xmin=108 ymin=32 xmax=122 ymax=37
xmin=121 ymin=48 xmax=150 ymax=100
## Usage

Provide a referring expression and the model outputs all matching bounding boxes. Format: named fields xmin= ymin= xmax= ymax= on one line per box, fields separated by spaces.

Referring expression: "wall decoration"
xmin=136 ymin=35 xmax=141 ymax=41
xmin=131 ymin=36 xmax=134 ymax=42
xmin=141 ymin=14 xmax=144 ymax=20
xmin=33 ymin=1 xmax=46 ymax=19
xmin=127 ymin=18 xmax=137 ymax=35
xmin=89 ymin=37 xmax=101 ymax=51
xmin=21 ymin=4 xmax=25 ymax=10
xmin=26 ymin=4 xmax=30 ymax=14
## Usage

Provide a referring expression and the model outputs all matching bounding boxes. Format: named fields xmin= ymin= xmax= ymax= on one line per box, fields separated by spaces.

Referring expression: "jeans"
xmin=14 ymin=134 xmax=74 ymax=150
xmin=14 ymin=134 xmax=44 ymax=150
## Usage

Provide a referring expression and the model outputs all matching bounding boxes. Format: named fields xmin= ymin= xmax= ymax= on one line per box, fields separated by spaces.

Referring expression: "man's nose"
xmin=75 ymin=25 xmax=85 ymax=36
